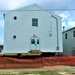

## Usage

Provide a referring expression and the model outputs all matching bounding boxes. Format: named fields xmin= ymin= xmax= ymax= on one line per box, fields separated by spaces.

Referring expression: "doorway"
xmin=30 ymin=38 xmax=40 ymax=50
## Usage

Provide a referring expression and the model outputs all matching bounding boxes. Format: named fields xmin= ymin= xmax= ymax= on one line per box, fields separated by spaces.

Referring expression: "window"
xmin=14 ymin=16 xmax=17 ymax=20
xmin=73 ymin=47 xmax=75 ymax=49
xmin=32 ymin=18 xmax=38 ymax=26
xmin=13 ymin=35 xmax=16 ymax=39
xmin=37 ymin=39 xmax=39 ymax=44
xmin=31 ymin=39 xmax=35 ymax=44
xmin=73 ymin=31 xmax=75 ymax=37
xmin=65 ymin=33 xmax=67 ymax=39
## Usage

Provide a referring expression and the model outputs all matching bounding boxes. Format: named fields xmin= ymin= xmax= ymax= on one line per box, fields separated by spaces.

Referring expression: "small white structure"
xmin=3 ymin=4 xmax=63 ymax=54
xmin=63 ymin=27 xmax=75 ymax=56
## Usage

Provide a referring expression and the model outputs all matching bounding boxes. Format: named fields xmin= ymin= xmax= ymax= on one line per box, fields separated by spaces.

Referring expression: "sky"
xmin=0 ymin=0 xmax=75 ymax=45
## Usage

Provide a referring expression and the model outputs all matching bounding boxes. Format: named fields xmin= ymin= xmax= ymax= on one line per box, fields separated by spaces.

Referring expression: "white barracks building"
xmin=3 ymin=4 xmax=63 ymax=54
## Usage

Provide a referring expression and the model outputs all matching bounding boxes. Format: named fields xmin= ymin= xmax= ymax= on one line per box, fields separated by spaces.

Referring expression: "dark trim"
xmin=3 ymin=14 xmax=5 ymax=18
xmin=63 ymin=27 xmax=75 ymax=33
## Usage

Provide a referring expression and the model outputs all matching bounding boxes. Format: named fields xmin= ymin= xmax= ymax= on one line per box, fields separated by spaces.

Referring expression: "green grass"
xmin=0 ymin=70 xmax=60 ymax=75
xmin=4 ymin=53 xmax=17 ymax=54
xmin=19 ymin=70 xmax=59 ymax=75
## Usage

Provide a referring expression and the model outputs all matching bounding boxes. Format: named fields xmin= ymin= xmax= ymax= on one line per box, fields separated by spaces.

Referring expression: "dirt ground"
xmin=0 ymin=66 xmax=75 ymax=75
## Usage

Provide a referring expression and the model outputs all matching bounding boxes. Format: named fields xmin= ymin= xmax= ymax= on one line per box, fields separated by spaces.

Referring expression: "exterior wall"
xmin=4 ymin=5 xmax=63 ymax=53
xmin=63 ymin=29 xmax=75 ymax=55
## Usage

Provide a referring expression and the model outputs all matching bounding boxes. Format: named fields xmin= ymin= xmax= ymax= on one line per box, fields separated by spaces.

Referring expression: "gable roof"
xmin=4 ymin=4 xmax=61 ymax=18
xmin=63 ymin=27 xmax=75 ymax=33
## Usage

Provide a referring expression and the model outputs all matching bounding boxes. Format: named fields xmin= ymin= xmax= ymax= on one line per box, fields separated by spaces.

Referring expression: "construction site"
xmin=0 ymin=53 xmax=75 ymax=69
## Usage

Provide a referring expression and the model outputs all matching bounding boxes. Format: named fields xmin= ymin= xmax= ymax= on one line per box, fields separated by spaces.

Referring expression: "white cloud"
xmin=57 ymin=11 xmax=70 ymax=21
xmin=62 ymin=22 xmax=66 ymax=27
xmin=56 ymin=11 xmax=75 ymax=30
xmin=0 ymin=37 xmax=4 ymax=45
xmin=0 ymin=0 xmax=75 ymax=10
xmin=0 ymin=0 xmax=28 ymax=10
xmin=8 ymin=0 xmax=28 ymax=10
xmin=68 ymin=21 xmax=75 ymax=28
xmin=0 ymin=20 xmax=4 ymax=28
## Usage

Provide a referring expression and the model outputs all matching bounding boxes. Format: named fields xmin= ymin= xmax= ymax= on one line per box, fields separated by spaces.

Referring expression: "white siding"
xmin=4 ymin=4 xmax=63 ymax=53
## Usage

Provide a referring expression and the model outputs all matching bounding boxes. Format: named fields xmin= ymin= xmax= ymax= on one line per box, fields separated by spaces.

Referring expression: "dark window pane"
xmin=32 ymin=18 xmax=38 ymax=26
xmin=73 ymin=31 xmax=75 ymax=37
xmin=31 ymin=39 xmax=35 ymax=44
xmin=65 ymin=33 xmax=67 ymax=39
xmin=32 ymin=23 xmax=38 ymax=26
xmin=32 ymin=18 xmax=38 ymax=22
xmin=37 ymin=39 xmax=39 ymax=44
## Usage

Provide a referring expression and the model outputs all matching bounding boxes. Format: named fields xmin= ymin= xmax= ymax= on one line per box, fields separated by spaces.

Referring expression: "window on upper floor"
xmin=32 ymin=18 xmax=38 ymax=26
xmin=73 ymin=31 xmax=75 ymax=37
xmin=65 ymin=33 xmax=67 ymax=39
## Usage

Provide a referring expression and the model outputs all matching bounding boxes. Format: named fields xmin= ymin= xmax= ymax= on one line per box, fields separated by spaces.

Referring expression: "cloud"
xmin=55 ymin=10 xmax=75 ymax=30
xmin=61 ymin=21 xmax=75 ymax=30
xmin=0 ymin=37 xmax=4 ymax=45
xmin=59 ymin=11 xmax=70 ymax=21
xmin=0 ymin=20 xmax=4 ymax=28
xmin=0 ymin=0 xmax=75 ymax=10
xmin=60 ymin=11 xmax=75 ymax=30
xmin=8 ymin=0 xmax=28 ymax=10
xmin=38 ymin=0 xmax=75 ymax=10
xmin=68 ymin=21 xmax=75 ymax=28
xmin=0 ymin=0 xmax=28 ymax=10
xmin=62 ymin=22 xmax=66 ymax=27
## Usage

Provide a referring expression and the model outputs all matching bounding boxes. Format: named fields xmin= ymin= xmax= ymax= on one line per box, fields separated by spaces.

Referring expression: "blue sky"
xmin=0 ymin=0 xmax=75 ymax=45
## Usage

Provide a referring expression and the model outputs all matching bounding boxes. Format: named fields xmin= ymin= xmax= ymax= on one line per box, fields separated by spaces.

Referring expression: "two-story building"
xmin=63 ymin=27 xmax=75 ymax=56
xmin=3 ymin=4 xmax=63 ymax=55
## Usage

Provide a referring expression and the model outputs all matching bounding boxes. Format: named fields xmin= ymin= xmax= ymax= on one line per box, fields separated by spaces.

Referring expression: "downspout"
xmin=51 ymin=15 xmax=59 ymax=50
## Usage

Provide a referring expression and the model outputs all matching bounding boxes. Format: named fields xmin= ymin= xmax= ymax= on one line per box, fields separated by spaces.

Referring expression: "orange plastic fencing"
xmin=0 ymin=56 xmax=75 ymax=69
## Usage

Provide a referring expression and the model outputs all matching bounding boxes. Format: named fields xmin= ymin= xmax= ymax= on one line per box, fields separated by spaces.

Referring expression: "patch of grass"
xmin=0 ymin=74 xmax=16 ymax=75
xmin=19 ymin=70 xmax=59 ymax=75
xmin=1 ymin=69 xmax=71 ymax=75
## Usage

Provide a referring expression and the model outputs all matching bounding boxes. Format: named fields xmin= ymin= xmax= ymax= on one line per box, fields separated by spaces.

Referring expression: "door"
xmin=30 ymin=38 xmax=40 ymax=50
xmin=71 ymin=50 xmax=75 ymax=56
